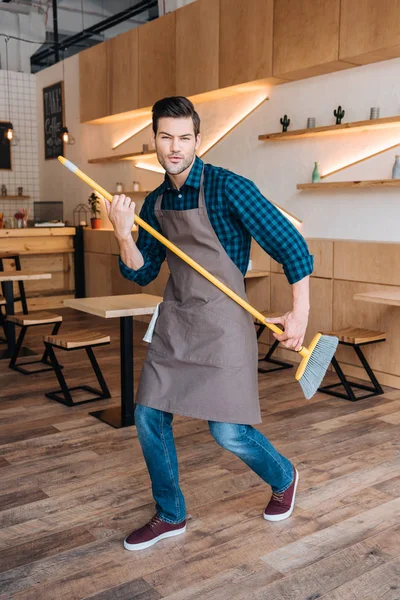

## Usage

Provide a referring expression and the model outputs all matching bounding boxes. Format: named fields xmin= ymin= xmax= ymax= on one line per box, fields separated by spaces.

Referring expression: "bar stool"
xmin=43 ymin=330 xmax=111 ymax=406
xmin=7 ymin=311 xmax=63 ymax=374
xmin=318 ymin=327 xmax=386 ymax=401
xmin=0 ymin=253 xmax=28 ymax=346
xmin=255 ymin=311 xmax=293 ymax=373
xmin=0 ymin=253 xmax=28 ymax=314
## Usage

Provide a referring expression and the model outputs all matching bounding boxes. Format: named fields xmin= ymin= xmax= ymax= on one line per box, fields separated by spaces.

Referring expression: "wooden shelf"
xmin=259 ymin=115 xmax=400 ymax=141
xmin=245 ymin=269 xmax=269 ymax=279
xmin=88 ymin=150 xmax=156 ymax=164
xmin=0 ymin=195 xmax=30 ymax=200
xmin=111 ymin=190 xmax=151 ymax=196
xmin=297 ymin=180 xmax=400 ymax=190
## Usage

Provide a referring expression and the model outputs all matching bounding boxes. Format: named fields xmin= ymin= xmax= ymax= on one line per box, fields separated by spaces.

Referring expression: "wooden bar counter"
xmin=0 ymin=227 xmax=76 ymax=310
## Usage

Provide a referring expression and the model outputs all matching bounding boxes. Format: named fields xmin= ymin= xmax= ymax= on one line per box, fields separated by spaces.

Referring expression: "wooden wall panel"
xmin=271 ymin=239 xmax=333 ymax=279
xmin=138 ymin=12 xmax=176 ymax=108
xmin=250 ymin=240 xmax=271 ymax=271
xmin=340 ymin=0 xmax=400 ymax=64
xmin=334 ymin=241 xmax=400 ymax=285
xmin=308 ymin=239 xmax=334 ymax=279
xmin=107 ymin=29 xmax=139 ymax=115
xmin=111 ymin=255 xmax=142 ymax=295
xmin=273 ymin=0 xmax=354 ymax=80
xmin=333 ymin=279 xmax=400 ymax=377
xmin=219 ymin=0 xmax=274 ymax=88
xmin=268 ymin=273 xmax=333 ymax=347
xmin=84 ymin=252 xmax=113 ymax=297
xmin=79 ymin=43 xmax=108 ymax=123
xmin=84 ymin=230 xmax=113 ymax=255
xmin=246 ymin=275 xmax=270 ymax=314
xmin=176 ymin=0 xmax=220 ymax=97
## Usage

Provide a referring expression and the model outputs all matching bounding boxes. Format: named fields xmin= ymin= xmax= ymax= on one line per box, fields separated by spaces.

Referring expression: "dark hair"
xmin=152 ymin=96 xmax=200 ymax=137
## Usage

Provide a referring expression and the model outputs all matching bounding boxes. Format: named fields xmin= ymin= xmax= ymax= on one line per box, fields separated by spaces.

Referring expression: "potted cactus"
xmin=88 ymin=192 xmax=101 ymax=229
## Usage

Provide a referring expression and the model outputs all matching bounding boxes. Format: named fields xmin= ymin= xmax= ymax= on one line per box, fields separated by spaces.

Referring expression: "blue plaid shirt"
xmin=119 ymin=156 xmax=313 ymax=286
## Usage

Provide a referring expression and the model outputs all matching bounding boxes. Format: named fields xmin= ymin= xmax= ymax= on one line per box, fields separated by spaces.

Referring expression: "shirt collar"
xmin=161 ymin=156 xmax=204 ymax=192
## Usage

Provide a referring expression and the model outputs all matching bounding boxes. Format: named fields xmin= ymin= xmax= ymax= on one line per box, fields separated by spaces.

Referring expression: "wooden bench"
xmin=7 ymin=311 xmax=63 ymax=375
xmin=318 ymin=327 xmax=386 ymax=401
xmin=255 ymin=311 xmax=293 ymax=374
xmin=43 ymin=329 xmax=111 ymax=407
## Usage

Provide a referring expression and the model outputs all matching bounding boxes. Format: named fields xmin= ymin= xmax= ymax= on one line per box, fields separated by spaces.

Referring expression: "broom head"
xmin=295 ymin=333 xmax=339 ymax=400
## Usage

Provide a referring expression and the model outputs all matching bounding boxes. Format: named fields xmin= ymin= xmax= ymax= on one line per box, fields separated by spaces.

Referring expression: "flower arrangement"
xmin=14 ymin=208 xmax=28 ymax=228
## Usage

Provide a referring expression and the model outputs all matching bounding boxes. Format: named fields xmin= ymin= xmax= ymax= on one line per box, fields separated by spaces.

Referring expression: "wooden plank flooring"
xmin=1 ymin=308 xmax=400 ymax=599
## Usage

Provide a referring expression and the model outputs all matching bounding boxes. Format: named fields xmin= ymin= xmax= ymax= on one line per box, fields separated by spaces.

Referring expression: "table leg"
xmin=90 ymin=315 xmax=135 ymax=428
xmin=3 ymin=281 xmax=15 ymax=356
xmin=0 ymin=281 xmax=37 ymax=361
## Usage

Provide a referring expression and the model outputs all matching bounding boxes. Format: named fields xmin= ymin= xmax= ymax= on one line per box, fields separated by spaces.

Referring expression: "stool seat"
xmin=323 ymin=327 xmax=386 ymax=345
xmin=44 ymin=330 xmax=110 ymax=349
xmin=8 ymin=311 xmax=63 ymax=326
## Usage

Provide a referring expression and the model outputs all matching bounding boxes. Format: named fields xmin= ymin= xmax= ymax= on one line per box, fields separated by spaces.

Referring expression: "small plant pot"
xmin=90 ymin=218 xmax=101 ymax=230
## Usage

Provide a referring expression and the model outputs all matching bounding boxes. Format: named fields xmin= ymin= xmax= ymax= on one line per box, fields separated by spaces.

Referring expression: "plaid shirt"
xmin=119 ymin=156 xmax=313 ymax=286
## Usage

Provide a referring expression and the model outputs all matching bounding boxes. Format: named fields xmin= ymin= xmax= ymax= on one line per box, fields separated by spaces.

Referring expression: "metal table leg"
xmin=90 ymin=316 xmax=135 ymax=428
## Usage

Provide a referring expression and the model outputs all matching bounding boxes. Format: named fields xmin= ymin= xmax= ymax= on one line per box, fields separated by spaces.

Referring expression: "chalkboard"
xmin=0 ymin=122 xmax=12 ymax=170
xmin=43 ymin=81 xmax=65 ymax=160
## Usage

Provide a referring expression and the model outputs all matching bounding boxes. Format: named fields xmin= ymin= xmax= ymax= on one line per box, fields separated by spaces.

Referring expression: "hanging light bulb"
xmin=5 ymin=123 xmax=13 ymax=141
xmin=4 ymin=38 xmax=15 ymax=143
xmin=61 ymin=126 xmax=69 ymax=144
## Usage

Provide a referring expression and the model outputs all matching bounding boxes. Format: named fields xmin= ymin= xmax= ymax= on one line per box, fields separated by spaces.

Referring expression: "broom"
xmin=58 ymin=156 xmax=338 ymax=399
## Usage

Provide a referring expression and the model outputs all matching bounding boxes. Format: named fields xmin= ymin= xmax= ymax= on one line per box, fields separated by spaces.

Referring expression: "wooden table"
xmin=354 ymin=289 xmax=400 ymax=307
xmin=64 ymin=294 xmax=163 ymax=428
xmin=0 ymin=271 xmax=51 ymax=359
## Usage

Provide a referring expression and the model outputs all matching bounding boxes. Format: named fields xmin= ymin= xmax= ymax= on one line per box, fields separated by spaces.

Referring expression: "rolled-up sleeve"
xmin=226 ymin=175 xmax=314 ymax=284
xmin=118 ymin=195 xmax=166 ymax=287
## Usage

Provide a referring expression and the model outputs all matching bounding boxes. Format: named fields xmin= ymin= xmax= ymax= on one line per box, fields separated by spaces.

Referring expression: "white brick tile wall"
xmin=0 ymin=70 xmax=39 ymax=224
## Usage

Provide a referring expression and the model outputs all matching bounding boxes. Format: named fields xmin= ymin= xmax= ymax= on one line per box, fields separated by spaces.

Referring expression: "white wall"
xmin=36 ymin=52 xmax=400 ymax=241
xmin=0 ymin=10 xmax=45 ymax=73
xmin=160 ymin=0 xmax=197 ymax=13
xmin=206 ymin=58 xmax=400 ymax=242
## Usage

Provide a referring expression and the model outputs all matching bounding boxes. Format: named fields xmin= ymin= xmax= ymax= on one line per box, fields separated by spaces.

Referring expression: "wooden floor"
xmin=1 ymin=308 xmax=400 ymax=600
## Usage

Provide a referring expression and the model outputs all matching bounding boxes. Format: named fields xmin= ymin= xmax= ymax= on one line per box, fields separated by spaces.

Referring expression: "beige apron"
xmin=135 ymin=170 xmax=261 ymax=424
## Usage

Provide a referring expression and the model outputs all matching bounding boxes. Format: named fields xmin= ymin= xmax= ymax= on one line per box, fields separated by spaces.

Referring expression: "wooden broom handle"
xmin=58 ymin=156 xmax=286 ymax=337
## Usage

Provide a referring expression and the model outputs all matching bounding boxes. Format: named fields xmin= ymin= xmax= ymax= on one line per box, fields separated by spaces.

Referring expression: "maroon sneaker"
xmin=123 ymin=514 xmax=187 ymax=551
xmin=263 ymin=468 xmax=299 ymax=522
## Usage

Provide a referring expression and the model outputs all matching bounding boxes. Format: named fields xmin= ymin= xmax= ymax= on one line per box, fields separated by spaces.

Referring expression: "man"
xmin=105 ymin=96 xmax=313 ymax=552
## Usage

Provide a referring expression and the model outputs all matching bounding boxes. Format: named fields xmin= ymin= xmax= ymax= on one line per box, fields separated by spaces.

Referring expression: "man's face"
xmin=152 ymin=117 xmax=201 ymax=175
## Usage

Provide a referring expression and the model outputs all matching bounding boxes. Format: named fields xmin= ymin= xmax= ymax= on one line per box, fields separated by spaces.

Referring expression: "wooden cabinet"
xmin=273 ymin=0 xmax=354 ymax=80
xmin=220 ymin=0 xmax=274 ymax=88
xmin=138 ymin=12 xmax=176 ymax=108
xmin=107 ymin=28 xmax=139 ymax=115
xmin=176 ymin=0 xmax=220 ymax=97
xmin=340 ymin=0 xmax=400 ymax=64
xmin=79 ymin=43 xmax=108 ymax=123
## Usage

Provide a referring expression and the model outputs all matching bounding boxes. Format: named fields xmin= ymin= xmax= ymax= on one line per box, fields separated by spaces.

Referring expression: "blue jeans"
xmin=134 ymin=404 xmax=294 ymax=524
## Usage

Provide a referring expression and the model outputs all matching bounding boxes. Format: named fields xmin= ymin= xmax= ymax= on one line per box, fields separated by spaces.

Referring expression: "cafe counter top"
xmin=0 ymin=226 xmax=76 ymax=310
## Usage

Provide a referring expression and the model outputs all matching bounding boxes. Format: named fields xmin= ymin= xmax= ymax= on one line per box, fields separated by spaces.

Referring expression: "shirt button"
xmin=178 ymin=194 xmax=182 ymax=198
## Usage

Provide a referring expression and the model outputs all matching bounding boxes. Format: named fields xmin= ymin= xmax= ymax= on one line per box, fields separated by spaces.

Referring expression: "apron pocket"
xmin=188 ymin=308 xmax=247 ymax=368
xmin=148 ymin=302 xmax=191 ymax=359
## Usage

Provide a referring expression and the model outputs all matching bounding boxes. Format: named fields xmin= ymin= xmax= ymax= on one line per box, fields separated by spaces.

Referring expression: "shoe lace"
xmin=148 ymin=514 xmax=163 ymax=530
xmin=271 ymin=491 xmax=285 ymax=503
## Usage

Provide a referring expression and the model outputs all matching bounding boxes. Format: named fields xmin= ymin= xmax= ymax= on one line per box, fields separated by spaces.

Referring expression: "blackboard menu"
xmin=43 ymin=81 xmax=65 ymax=160
xmin=0 ymin=122 xmax=12 ymax=170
